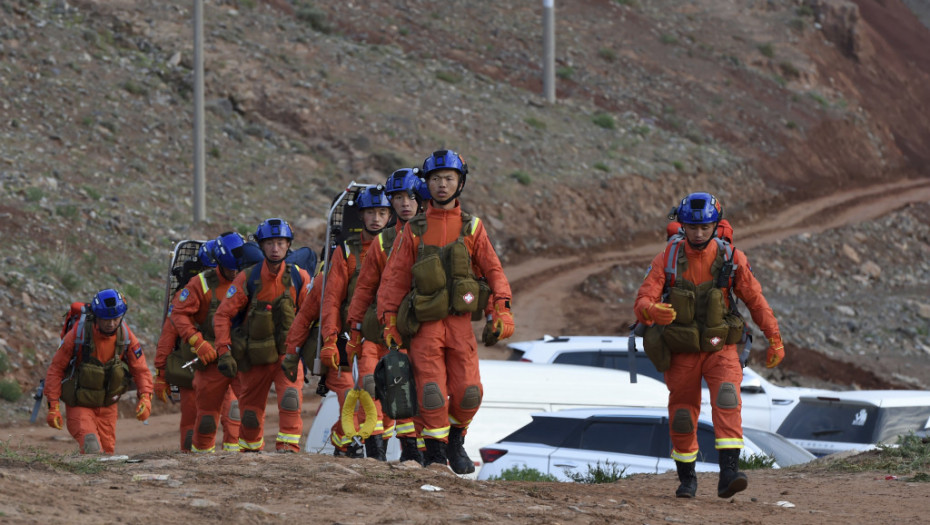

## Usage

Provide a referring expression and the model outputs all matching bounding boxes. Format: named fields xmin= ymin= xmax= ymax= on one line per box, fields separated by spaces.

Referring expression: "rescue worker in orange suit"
xmin=345 ymin=169 xmax=428 ymax=463
xmin=169 ymin=233 xmax=246 ymax=453
xmin=320 ymin=185 xmax=394 ymax=458
xmin=213 ymin=219 xmax=312 ymax=453
xmin=378 ymin=150 xmax=515 ymax=474
xmin=45 ymin=289 xmax=153 ymax=454
xmin=635 ymin=192 xmax=785 ymax=499
xmin=152 ymin=240 xmax=216 ymax=451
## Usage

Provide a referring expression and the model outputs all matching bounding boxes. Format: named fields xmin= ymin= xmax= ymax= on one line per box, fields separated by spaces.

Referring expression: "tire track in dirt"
xmin=506 ymin=179 xmax=930 ymax=342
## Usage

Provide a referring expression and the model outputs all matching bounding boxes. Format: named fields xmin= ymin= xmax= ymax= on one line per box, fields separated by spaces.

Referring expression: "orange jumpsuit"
xmin=322 ymin=236 xmax=384 ymax=450
xmin=169 ymin=271 xmax=242 ymax=453
xmin=345 ymin=224 xmax=414 ymax=441
xmin=214 ymin=261 xmax=312 ymax=452
xmin=153 ymin=314 xmax=197 ymax=451
xmin=635 ymin=240 xmax=780 ymax=462
xmin=45 ymin=321 xmax=153 ymax=454
xmin=378 ymin=201 xmax=512 ymax=443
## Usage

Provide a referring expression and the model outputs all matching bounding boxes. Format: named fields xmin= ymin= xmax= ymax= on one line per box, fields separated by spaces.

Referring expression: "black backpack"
xmin=374 ymin=347 xmax=418 ymax=420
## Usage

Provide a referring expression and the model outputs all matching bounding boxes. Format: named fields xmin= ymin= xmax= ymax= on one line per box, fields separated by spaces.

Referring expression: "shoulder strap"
xmin=460 ymin=210 xmax=479 ymax=238
xmin=407 ymin=213 xmax=427 ymax=237
xmin=245 ymin=260 xmax=264 ymax=298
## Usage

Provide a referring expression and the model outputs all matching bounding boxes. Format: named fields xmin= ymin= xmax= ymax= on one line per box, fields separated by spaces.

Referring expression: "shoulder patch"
xmin=179 ymin=289 xmax=190 ymax=302
xmin=166 ymin=304 xmax=174 ymax=315
xmin=226 ymin=285 xmax=237 ymax=299
xmin=132 ymin=345 xmax=143 ymax=359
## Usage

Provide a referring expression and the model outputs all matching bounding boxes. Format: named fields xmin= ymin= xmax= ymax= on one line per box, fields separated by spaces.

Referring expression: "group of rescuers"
xmin=43 ymin=148 xmax=786 ymax=499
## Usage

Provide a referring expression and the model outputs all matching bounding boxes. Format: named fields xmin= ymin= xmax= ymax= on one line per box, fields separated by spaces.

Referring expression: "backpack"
xmin=374 ymin=347 xmax=418 ymax=420
xmin=60 ymin=302 xmax=90 ymax=343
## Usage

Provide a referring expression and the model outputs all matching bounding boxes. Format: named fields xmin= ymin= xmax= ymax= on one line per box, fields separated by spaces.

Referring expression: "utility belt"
xmin=60 ymin=357 xmax=131 ymax=408
xmin=230 ymin=294 xmax=295 ymax=372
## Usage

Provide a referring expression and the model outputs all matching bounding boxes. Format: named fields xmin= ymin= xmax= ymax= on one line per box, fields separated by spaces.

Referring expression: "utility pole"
xmin=542 ymin=0 xmax=556 ymax=103
xmin=193 ymin=0 xmax=206 ymax=223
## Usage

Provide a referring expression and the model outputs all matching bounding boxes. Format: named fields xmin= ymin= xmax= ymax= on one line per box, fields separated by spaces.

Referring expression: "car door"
xmin=548 ymin=416 xmax=663 ymax=480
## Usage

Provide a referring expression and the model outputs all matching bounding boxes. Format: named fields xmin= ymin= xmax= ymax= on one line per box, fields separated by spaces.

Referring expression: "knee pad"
xmin=362 ymin=374 xmax=376 ymax=398
xmin=228 ymin=400 xmax=240 ymax=422
xmin=242 ymin=409 xmax=260 ymax=429
xmin=83 ymin=434 xmax=101 ymax=454
xmin=459 ymin=385 xmax=482 ymax=410
xmin=280 ymin=387 xmax=300 ymax=412
xmin=183 ymin=430 xmax=194 ymax=451
xmin=671 ymin=409 xmax=694 ymax=434
xmin=198 ymin=415 xmax=217 ymax=435
xmin=421 ymin=382 xmax=445 ymax=411
xmin=716 ymin=382 xmax=740 ymax=409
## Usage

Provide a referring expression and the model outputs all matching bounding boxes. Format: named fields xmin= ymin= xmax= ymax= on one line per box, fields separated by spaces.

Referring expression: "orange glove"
xmin=484 ymin=299 xmax=514 ymax=346
xmin=320 ymin=335 xmax=339 ymax=370
xmin=766 ymin=334 xmax=785 ymax=368
xmin=346 ymin=329 xmax=363 ymax=362
xmin=382 ymin=312 xmax=402 ymax=350
xmin=644 ymin=302 xmax=676 ymax=325
xmin=47 ymin=401 xmax=63 ymax=430
xmin=153 ymin=369 xmax=170 ymax=404
xmin=135 ymin=393 xmax=152 ymax=422
xmin=190 ymin=334 xmax=217 ymax=364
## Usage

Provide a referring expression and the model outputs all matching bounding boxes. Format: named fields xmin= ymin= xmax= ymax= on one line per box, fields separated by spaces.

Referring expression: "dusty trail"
xmin=506 ymin=179 xmax=930 ymax=342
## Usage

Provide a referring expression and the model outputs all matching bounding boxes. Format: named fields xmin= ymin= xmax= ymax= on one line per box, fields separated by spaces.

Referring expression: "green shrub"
xmin=556 ymin=66 xmax=574 ymax=79
xmin=757 ymin=43 xmax=775 ymax=58
xmin=25 ymin=187 xmax=44 ymax=202
xmin=672 ymin=160 xmax=684 ymax=171
xmin=786 ymin=120 xmax=798 ymax=130
xmin=598 ymin=48 xmax=617 ymax=62
xmin=55 ymin=204 xmax=79 ymax=219
xmin=0 ymin=351 xmax=9 ymax=373
xmin=435 ymin=70 xmax=462 ymax=84
xmin=296 ymin=4 xmax=331 ymax=33
xmin=121 ymin=80 xmax=148 ymax=96
xmin=524 ymin=117 xmax=547 ymax=130
xmin=0 ymin=379 xmax=22 ymax=402
xmin=510 ymin=171 xmax=532 ymax=186
xmin=565 ymin=460 xmax=627 ymax=483
xmin=82 ymin=185 xmax=101 ymax=200
xmin=487 ymin=465 xmax=558 ymax=482
xmin=594 ymin=162 xmax=609 ymax=172
xmin=660 ymin=34 xmax=678 ymax=45
xmin=123 ymin=283 xmax=141 ymax=299
xmin=591 ymin=113 xmax=615 ymax=130
xmin=740 ymin=453 xmax=776 ymax=470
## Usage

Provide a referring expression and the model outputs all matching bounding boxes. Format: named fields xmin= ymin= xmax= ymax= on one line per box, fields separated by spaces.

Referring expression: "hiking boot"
xmin=447 ymin=426 xmax=476 ymax=474
xmin=422 ymin=438 xmax=448 ymax=468
xmin=334 ymin=442 xmax=364 ymax=458
xmin=364 ymin=436 xmax=387 ymax=461
xmin=717 ymin=448 xmax=748 ymax=498
xmin=675 ymin=460 xmax=697 ymax=498
xmin=399 ymin=437 xmax=424 ymax=465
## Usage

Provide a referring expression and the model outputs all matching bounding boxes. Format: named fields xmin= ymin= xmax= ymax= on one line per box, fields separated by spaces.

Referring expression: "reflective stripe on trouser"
xmin=238 ymin=360 xmax=305 ymax=452
xmin=239 ymin=436 xmax=264 ymax=451
xmin=222 ymin=442 xmax=240 ymax=452
xmin=408 ymin=315 xmax=483 ymax=443
xmin=192 ymin=443 xmax=216 ymax=453
xmin=192 ymin=363 xmax=240 ymax=452
xmin=64 ymin=403 xmax=119 ymax=454
xmin=395 ymin=419 xmax=415 ymax=438
xmin=716 ymin=437 xmax=744 ymax=449
xmin=325 ymin=364 xmax=356 ymax=450
xmin=178 ymin=386 xmax=197 ymax=452
xmin=665 ymin=347 xmax=743 ymax=458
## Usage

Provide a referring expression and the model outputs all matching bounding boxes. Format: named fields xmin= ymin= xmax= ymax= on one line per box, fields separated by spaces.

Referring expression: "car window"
xmin=777 ymin=401 xmax=878 ymax=444
xmin=500 ymin=416 xmax=584 ymax=447
xmin=577 ymin=420 xmax=660 ymax=456
xmin=553 ymin=351 xmax=599 ymax=367
xmin=875 ymin=406 xmax=930 ymax=443
xmin=601 ymin=353 xmax=666 ymax=382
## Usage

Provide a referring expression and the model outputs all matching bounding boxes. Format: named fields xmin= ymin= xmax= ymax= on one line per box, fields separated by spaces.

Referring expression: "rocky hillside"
xmin=1 ymin=0 xmax=929 ymax=415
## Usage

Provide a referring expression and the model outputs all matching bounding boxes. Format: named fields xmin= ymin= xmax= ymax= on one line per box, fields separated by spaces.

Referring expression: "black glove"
xmin=482 ymin=316 xmax=500 ymax=346
xmin=217 ymin=352 xmax=238 ymax=378
xmin=281 ymin=353 xmax=300 ymax=382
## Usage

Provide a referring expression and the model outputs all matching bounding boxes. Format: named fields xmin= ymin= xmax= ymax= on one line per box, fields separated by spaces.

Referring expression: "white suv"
xmin=508 ymin=335 xmax=828 ymax=432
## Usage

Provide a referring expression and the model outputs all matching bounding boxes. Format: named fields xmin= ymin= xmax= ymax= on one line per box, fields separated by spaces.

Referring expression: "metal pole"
xmin=542 ymin=0 xmax=555 ymax=103
xmin=193 ymin=0 xmax=206 ymax=222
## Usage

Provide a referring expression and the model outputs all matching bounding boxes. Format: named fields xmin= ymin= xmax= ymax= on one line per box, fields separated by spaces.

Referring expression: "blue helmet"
xmin=356 ymin=184 xmax=391 ymax=209
xmin=422 ymin=149 xmax=468 ymax=204
xmin=254 ymin=218 xmax=293 ymax=242
xmin=197 ymin=239 xmax=218 ymax=268
xmin=676 ymin=192 xmax=722 ymax=224
xmin=214 ymin=231 xmax=246 ymax=270
xmin=91 ymin=289 xmax=128 ymax=319
xmin=385 ymin=168 xmax=430 ymax=201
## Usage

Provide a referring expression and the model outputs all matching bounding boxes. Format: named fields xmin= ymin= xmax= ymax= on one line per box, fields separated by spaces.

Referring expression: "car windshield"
xmin=777 ymin=400 xmax=878 ymax=444
xmin=873 ymin=406 xmax=930 ymax=443
xmin=500 ymin=416 xmax=584 ymax=447
xmin=742 ymin=427 xmax=814 ymax=466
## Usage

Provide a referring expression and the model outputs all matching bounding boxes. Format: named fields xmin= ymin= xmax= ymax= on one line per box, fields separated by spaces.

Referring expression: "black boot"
xmin=423 ymin=438 xmax=448 ymax=468
xmin=447 ymin=426 xmax=476 ymax=474
xmin=717 ymin=448 xmax=748 ymax=498
xmin=399 ymin=437 xmax=424 ymax=465
xmin=364 ymin=436 xmax=387 ymax=461
xmin=675 ymin=460 xmax=697 ymax=498
xmin=334 ymin=441 xmax=364 ymax=458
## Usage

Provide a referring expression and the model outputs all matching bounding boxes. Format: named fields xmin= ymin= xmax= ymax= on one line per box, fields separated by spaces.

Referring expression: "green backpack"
xmin=374 ymin=347 xmax=418 ymax=420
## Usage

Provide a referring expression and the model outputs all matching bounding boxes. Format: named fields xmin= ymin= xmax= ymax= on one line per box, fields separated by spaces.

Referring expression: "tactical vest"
xmin=658 ymin=237 xmax=745 ymax=354
xmin=230 ymin=260 xmax=301 ymax=370
xmin=400 ymin=211 xmax=491 ymax=330
xmin=360 ymin=227 xmax=399 ymax=343
xmin=59 ymin=314 xmax=132 ymax=408
xmin=166 ymin=269 xmax=222 ymax=385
